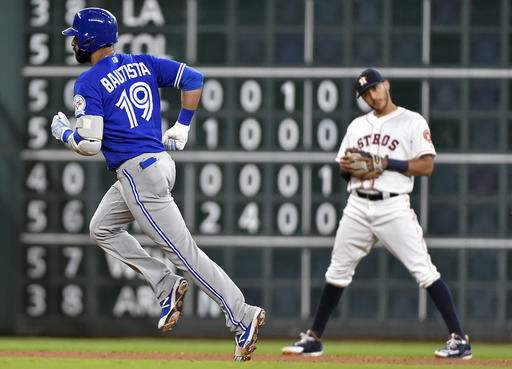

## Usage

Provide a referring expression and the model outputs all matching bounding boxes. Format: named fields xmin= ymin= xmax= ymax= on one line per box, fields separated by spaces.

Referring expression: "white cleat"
xmin=157 ymin=277 xmax=188 ymax=332
xmin=233 ymin=308 xmax=266 ymax=361
xmin=282 ymin=330 xmax=323 ymax=356
xmin=435 ymin=333 xmax=472 ymax=360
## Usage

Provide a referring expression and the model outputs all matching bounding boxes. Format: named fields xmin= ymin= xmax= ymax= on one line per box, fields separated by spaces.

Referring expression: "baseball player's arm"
xmin=181 ymin=88 xmax=202 ymax=109
xmin=336 ymin=146 xmax=434 ymax=178
xmin=52 ymin=76 xmax=104 ymax=155
xmin=162 ymin=66 xmax=204 ymax=151
xmin=383 ymin=154 xmax=434 ymax=177
xmin=51 ymin=112 xmax=103 ymax=156
xmin=403 ymin=114 xmax=435 ymax=176
xmin=336 ymin=157 xmax=352 ymax=181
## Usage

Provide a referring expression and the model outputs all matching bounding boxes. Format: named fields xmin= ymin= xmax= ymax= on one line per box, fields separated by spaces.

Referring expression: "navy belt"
xmin=355 ymin=191 xmax=399 ymax=201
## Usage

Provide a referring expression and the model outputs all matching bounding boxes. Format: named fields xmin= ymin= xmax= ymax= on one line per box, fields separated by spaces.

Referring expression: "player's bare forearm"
xmin=163 ymin=88 xmax=203 ymax=151
xmin=406 ymin=154 xmax=434 ymax=176
xmin=383 ymin=154 xmax=434 ymax=177
xmin=181 ymin=88 xmax=203 ymax=110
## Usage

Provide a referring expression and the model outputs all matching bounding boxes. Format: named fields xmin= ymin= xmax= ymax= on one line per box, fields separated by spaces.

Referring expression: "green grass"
xmin=1 ymin=337 xmax=511 ymax=358
xmin=0 ymin=337 xmax=511 ymax=369
xmin=0 ymin=359 xmax=506 ymax=369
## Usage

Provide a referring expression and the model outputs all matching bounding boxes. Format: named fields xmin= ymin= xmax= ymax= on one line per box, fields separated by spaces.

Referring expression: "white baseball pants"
xmin=325 ymin=194 xmax=440 ymax=288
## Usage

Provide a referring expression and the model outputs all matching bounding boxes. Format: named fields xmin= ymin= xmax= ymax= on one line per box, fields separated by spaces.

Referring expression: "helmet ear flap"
xmin=80 ymin=36 xmax=96 ymax=50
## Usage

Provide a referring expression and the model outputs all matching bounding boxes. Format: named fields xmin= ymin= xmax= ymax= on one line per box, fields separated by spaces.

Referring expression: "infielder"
xmin=282 ymin=69 xmax=471 ymax=359
xmin=50 ymin=8 xmax=265 ymax=361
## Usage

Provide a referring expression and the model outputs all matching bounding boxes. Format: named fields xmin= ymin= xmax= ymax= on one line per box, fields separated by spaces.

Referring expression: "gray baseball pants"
xmin=89 ymin=151 xmax=258 ymax=334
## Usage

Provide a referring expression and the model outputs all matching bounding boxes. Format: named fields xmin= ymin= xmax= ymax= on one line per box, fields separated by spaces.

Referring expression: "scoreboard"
xmin=9 ymin=0 xmax=512 ymax=339
xmin=19 ymin=0 xmax=365 ymax=334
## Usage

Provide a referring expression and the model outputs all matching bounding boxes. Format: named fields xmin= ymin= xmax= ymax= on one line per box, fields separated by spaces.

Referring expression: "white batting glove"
xmin=51 ymin=112 xmax=72 ymax=142
xmin=163 ymin=122 xmax=190 ymax=151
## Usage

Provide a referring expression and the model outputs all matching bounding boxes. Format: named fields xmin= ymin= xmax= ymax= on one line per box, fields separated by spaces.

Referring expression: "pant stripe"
xmin=122 ymin=169 xmax=247 ymax=331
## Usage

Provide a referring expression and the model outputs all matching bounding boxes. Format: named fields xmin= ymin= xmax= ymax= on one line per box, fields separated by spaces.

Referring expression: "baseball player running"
xmin=282 ymin=69 xmax=471 ymax=359
xmin=50 ymin=8 xmax=265 ymax=361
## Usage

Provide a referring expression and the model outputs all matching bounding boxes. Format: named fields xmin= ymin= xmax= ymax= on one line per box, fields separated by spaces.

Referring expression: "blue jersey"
xmin=73 ymin=53 xmax=189 ymax=170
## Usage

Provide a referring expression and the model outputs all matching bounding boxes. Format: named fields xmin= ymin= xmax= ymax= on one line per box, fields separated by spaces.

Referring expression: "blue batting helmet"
xmin=62 ymin=8 xmax=118 ymax=53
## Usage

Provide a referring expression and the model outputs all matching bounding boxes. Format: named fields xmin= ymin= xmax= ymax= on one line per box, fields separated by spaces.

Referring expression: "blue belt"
xmin=139 ymin=157 xmax=157 ymax=169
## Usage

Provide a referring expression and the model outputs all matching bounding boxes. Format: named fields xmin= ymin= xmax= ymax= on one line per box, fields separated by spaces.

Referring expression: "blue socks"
xmin=427 ymin=279 xmax=465 ymax=337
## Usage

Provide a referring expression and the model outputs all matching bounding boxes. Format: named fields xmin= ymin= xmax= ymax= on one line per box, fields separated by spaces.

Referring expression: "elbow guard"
xmin=68 ymin=134 xmax=101 ymax=156
xmin=67 ymin=114 xmax=103 ymax=156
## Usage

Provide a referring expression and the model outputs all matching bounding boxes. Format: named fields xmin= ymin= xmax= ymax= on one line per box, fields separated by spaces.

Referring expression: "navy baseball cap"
xmin=355 ymin=68 xmax=385 ymax=97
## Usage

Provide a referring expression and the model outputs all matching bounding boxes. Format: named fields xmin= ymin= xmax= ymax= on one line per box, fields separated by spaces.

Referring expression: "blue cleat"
xmin=233 ymin=308 xmax=266 ymax=361
xmin=282 ymin=330 xmax=323 ymax=356
xmin=157 ymin=277 xmax=188 ymax=332
xmin=435 ymin=333 xmax=472 ymax=359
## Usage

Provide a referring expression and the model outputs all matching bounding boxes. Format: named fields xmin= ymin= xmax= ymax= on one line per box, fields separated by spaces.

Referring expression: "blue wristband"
xmin=62 ymin=129 xmax=73 ymax=143
xmin=73 ymin=130 xmax=84 ymax=144
xmin=387 ymin=159 xmax=409 ymax=173
xmin=177 ymin=108 xmax=195 ymax=126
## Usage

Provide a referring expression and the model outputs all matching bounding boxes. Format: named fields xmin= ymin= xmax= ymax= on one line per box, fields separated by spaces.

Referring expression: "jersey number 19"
xmin=115 ymin=81 xmax=153 ymax=129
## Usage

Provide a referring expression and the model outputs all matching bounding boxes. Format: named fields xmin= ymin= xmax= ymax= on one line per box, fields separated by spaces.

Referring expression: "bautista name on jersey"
xmin=100 ymin=59 xmax=151 ymax=93
xmin=336 ymin=107 xmax=436 ymax=194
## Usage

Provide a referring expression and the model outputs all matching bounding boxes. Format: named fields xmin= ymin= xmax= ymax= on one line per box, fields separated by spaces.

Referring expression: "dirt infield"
xmin=1 ymin=350 xmax=511 ymax=366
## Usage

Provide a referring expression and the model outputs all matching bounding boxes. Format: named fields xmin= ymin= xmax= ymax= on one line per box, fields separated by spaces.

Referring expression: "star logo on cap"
xmin=358 ymin=76 xmax=368 ymax=86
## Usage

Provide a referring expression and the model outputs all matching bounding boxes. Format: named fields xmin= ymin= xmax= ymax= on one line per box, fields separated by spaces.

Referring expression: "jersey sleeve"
xmin=145 ymin=55 xmax=187 ymax=89
xmin=73 ymin=76 xmax=103 ymax=118
xmin=410 ymin=114 xmax=436 ymax=158
xmin=145 ymin=55 xmax=203 ymax=90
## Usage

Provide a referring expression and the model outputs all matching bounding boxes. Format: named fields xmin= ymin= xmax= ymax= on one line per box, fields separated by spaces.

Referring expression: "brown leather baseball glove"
xmin=344 ymin=148 xmax=385 ymax=180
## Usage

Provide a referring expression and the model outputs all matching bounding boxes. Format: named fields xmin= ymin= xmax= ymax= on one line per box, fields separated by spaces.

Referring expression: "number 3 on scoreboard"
xmin=115 ymin=81 xmax=153 ymax=129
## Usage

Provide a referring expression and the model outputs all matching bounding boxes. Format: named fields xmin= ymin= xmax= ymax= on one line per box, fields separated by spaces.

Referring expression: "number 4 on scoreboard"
xmin=238 ymin=202 xmax=259 ymax=234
